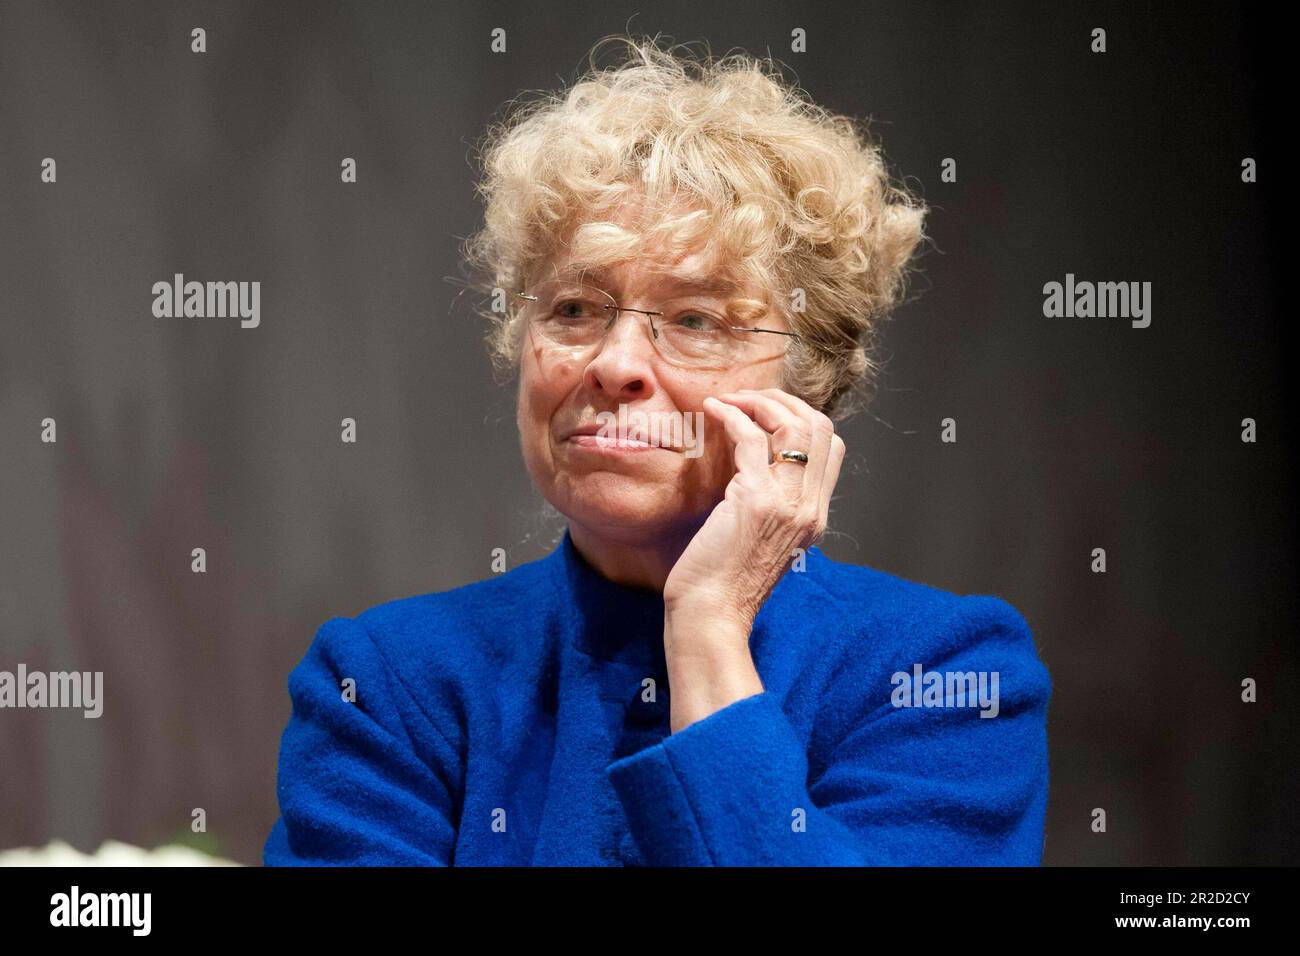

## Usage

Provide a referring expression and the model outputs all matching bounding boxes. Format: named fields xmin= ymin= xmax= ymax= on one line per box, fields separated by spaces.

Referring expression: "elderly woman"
xmin=265 ymin=36 xmax=1050 ymax=866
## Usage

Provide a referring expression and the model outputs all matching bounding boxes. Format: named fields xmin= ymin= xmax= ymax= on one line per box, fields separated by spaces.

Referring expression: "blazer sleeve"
xmin=263 ymin=616 xmax=462 ymax=865
xmin=605 ymin=595 xmax=1051 ymax=866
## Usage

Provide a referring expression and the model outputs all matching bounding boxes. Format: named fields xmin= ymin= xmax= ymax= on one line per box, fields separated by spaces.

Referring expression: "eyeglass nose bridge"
xmin=601 ymin=302 xmax=663 ymax=340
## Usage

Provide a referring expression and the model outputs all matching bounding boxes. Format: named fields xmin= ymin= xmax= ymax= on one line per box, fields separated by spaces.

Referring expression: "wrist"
xmin=663 ymin=594 xmax=754 ymax=633
xmin=663 ymin=604 xmax=752 ymax=658
xmin=666 ymin=651 xmax=764 ymax=733
xmin=662 ymin=612 xmax=763 ymax=733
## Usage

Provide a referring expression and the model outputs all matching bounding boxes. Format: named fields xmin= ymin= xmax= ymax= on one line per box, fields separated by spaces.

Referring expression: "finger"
xmin=702 ymin=396 xmax=773 ymax=481
xmin=816 ymin=433 xmax=847 ymax=544
xmin=727 ymin=388 xmax=833 ymax=508
xmin=747 ymin=388 xmax=837 ymax=543
xmin=745 ymin=388 xmax=834 ymax=478
xmin=714 ymin=390 xmax=813 ymax=500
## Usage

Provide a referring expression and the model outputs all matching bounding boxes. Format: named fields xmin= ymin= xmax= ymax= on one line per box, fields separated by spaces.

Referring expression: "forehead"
xmin=581 ymin=264 xmax=742 ymax=297
xmin=532 ymin=191 xmax=760 ymax=296
xmin=537 ymin=252 xmax=751 ymax=298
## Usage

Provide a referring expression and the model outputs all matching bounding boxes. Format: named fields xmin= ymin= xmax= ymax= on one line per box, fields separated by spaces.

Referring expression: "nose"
xmin=581 ymin=307 xmax=659 ymax=399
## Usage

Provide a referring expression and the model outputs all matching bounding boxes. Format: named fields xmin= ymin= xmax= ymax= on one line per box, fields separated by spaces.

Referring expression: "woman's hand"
xmin=664 ymin=387 xmax=846 ymax=623
xmin=661 ymin=388 xmax=846 ymax=731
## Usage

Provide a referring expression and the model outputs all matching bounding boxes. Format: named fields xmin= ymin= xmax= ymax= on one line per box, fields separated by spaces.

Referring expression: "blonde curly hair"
xmin=461 ymin=34 xmax=927 ymax=419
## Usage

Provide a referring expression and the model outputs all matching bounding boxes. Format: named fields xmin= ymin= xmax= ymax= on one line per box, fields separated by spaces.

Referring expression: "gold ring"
xmin=773 ymin=450 xmax=809 ymax=465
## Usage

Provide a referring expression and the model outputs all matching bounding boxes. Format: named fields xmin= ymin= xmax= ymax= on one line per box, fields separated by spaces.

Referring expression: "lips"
xmin=566 ymin=433 xmax=657 ymax=449
xmin=562 ymin=423 xmax=607 ymax=440
xmin=560 ymin=422 xmax=666 ymax=452
xmin=590 ymin=436 xmax=652 ymax=447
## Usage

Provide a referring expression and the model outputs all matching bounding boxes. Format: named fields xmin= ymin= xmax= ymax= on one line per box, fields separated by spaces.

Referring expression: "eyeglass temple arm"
xmin=730 ymin=327 xmax=801 ymax=339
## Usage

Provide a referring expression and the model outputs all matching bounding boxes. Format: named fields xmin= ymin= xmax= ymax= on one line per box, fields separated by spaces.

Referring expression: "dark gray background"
xmin=0 ymin=0 xmax=1293 ymax=866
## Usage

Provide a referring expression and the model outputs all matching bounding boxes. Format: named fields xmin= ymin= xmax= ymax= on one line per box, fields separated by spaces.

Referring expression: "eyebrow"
xmin=664 ymin=274 xmax=741 ymax=295
xmin=567 ymin=266 xmax=741 ymax=297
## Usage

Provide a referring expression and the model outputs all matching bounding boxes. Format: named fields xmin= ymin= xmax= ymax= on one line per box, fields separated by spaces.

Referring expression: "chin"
xmin=552 ymin=474 xmax=694 ymax=534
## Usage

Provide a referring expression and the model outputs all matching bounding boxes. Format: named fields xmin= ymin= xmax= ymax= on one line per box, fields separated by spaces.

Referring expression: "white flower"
xmin=0 ymin=839 xmax=240 ymax=866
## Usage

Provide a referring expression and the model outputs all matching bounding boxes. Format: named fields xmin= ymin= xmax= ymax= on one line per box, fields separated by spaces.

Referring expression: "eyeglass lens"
xmin=520 ymin=280 xmax=791 ymax=369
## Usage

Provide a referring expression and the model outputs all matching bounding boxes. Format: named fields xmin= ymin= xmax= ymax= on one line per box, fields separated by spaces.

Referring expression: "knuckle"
xmin=776 ymin=497 xmax=801 ymax=522
xmin=786 ymin=423 xmax=814 ymax=447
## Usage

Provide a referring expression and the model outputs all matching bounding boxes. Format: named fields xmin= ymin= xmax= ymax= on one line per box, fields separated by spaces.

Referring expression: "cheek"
xmin=519 ymin=351 xmax=559 ymax=421
xmin=516 ymin=363 xmax=548 ymax=462
xmin=523 ymin=346 xmax=582 ymax=403
xmin=517 ymin=353 xmax=580 ymax=466
xmin=703 ymin=428 xmax=737 ymax=487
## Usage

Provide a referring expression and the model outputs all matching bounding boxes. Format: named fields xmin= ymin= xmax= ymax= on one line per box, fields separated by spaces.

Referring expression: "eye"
xmin=551 ymin=294 xmax=605 ymax=320
xmin=670 ymin=311 xmax=726 ymax=333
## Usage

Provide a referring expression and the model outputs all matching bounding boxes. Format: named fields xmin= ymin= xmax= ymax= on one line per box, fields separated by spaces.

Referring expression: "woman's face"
xmin=516 ymin=241 xmax=793 ymax=545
